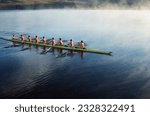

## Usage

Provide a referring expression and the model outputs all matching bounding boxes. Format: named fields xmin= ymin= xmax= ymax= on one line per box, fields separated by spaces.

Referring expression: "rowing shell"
xmin=0 ymin=38 xmax=112 ymax=55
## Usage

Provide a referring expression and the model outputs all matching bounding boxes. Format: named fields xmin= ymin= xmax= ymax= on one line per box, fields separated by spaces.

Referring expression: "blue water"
xmin=0 ymin=10 xmax=150 ymax=98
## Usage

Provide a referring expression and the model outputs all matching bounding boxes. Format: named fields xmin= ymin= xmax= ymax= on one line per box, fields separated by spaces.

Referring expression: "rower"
xmin=27 ymin=35 xmax=32 ymax=42
xmin=58 ymin=38 xmax=63 ymax=46
xmin=35 ymin=35 xmax=38 ymax=44
xmin=80 ymin=40 xmax=85 ymax=49
xmin=43 ymin=36 xmax=46 ymax=44
xmin=20 ymin=35 xmax=24 ymax=42
xmin=68 ymin=39 xmax=74 ymax=48
xmin=50 ymin=37 xmax=56 ymax=46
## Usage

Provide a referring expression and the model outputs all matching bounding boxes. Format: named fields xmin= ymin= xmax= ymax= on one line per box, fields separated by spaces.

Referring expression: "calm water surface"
xmin=0 ymin=10 xmax=150 ymax=98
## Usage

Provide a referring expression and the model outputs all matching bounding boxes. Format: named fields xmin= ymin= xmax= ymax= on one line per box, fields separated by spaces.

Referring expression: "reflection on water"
xmin=0 ymin=10 xmax=150 ymax=98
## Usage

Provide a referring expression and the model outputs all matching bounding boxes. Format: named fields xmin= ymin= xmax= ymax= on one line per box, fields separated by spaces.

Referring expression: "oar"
xmin=45 ymin=47 xmax=52 ymax=53
xmin=3 ymin=44 xmax=21 ymax=48
xmin=55 ymin=52 xmax=67 ymax=58
xmin=40 ymin=47 xmax=52 ymax=55
xmin=20 ymin=47 xmax=30 ymax=51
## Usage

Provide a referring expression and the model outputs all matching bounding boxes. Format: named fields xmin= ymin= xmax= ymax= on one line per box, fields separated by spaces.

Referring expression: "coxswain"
xmin=12 ymin=35 xmax=17 ymax=46
xmin=12 ymin=35 xmax=17 ymax=40
xmin=68 ymin=39 xmax=74 ymax=48
xmin=80 ymin=40 xmax=85 ymax=49
xmin=35 ymin=35 xmax=38 ymax=44
xmin=27 ymin=35 xmax=32 ymax=42
xmin=58 ymin=38 xmax=63 ymax=46
xmin=20 ymin=35 xmax=24 ymax=42
xmin=43 ymin=36 xmax=46 ymax=44
xmin=50 ymin=37 xmax=55 ymax=46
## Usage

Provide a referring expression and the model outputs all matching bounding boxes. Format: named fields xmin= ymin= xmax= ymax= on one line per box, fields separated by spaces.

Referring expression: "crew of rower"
xmin=20 ymin=35 xmax=25 ymax=42
xmin=35 ymin=36 xmax=38 ymax=44
xmin=28 ymin=35 xmax=32 ymax=42
xmin=68 ymin=39 xmax=74 ymax=48
xmin=80 ymin=40 xmax=85 ymax=49
xmin=43 ymin=36 xmax=46 ymax=44
xmin=12 ymin=35 xmax=85 ymax=49
xmin=58 ymin=38 xmax=63 ymax=46
xmin=50 ymin=37 xmax=56 ymax=46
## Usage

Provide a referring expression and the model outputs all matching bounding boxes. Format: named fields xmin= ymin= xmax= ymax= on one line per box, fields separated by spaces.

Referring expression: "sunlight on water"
xmin=0 ymin=10 xmax=150 ymax=98
xmin=1 ymin=10 xmax=150 ymax=49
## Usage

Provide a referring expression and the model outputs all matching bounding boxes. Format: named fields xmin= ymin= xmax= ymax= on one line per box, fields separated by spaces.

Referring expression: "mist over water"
xmin=0 ymin=10 xmax=150 ymax=98
xmin=66 ymin=0 xmax=150 ymax=9
xmin=1 ymin=0 xmax=150 ymax=9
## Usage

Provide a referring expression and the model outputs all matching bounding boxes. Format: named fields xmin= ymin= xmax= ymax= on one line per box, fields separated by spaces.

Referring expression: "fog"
xmin=1 ymin=0 xmax=150 ymax=9
xmin=72 ymin=0 xmax=150 ymax=9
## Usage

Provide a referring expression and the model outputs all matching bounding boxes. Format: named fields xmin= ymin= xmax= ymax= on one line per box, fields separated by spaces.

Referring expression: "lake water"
xmin=0 ymin=10 xmax=150 ymax=99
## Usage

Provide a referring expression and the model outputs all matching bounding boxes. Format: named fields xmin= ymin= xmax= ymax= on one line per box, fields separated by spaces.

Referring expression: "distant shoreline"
xmin=0 ymin=1 xmax=149 ymax=10
xmin=0 ymin=2 xmax=76 ymax=10
xmin=0 ymin=6 xmax=148 ymax=10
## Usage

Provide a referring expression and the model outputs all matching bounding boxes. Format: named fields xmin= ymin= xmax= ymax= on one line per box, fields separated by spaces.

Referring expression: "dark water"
xmin=0 ymin=10 xmax=150 ymax=99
